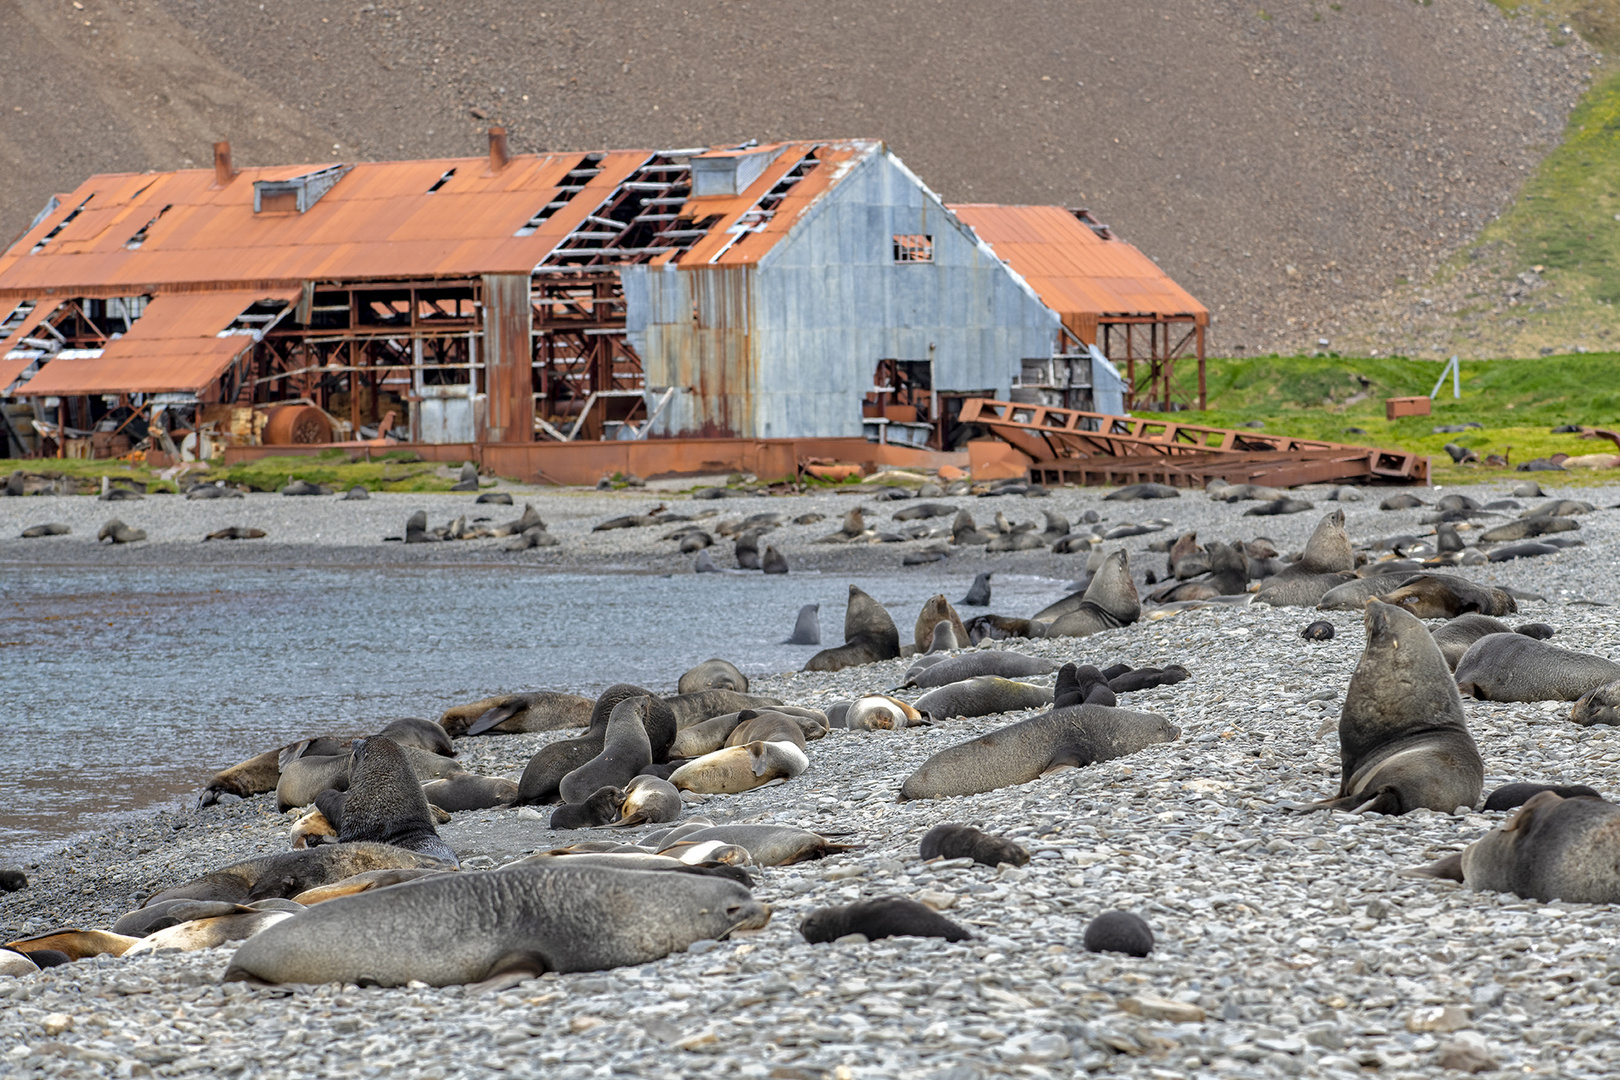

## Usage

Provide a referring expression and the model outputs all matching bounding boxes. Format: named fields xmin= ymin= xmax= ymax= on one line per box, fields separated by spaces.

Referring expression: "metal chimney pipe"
xmin=213 ymin=141 xmax=235 ymax=186
xmin=488 ymin=127 xmax=510 ymax=172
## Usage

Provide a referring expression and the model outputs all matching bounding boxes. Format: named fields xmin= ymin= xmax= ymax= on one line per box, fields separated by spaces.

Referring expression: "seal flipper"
xmin=1348 ymin=787 xmax=1403 ymax=815
xmin=1413 ymin=851 xmax=1466 ymax=881
xmin=747 ymin=743 xmax=771 ymax=777
xmin=466 ymin=699 xmax=526 ymax=737
xmin=472 ymin=954 xmax=549 ymax=993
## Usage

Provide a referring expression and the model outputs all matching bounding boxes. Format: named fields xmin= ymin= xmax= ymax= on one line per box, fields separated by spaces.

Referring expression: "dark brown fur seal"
xmin=420 ymin=774 xmax=519 ymax=811
xmin=1054 ymin=663 xmax=1117 ymax=708
xmin=800 ymin=898 xmax=972 ymax=943
xmin=1380 ymin=574 xmax=1516 ymax=619
xmin=1083 ymin=911 xmax=1154 ymax=956
xmin=1482 ymin=782 xmax=1603 ymax=812
xmin=146 ymin=844 xmax=450 ymax=906
xmin=440 ymin=691 xmax=594 ymax=736
xmin=918 ymin=824 xmax=1029 ymax=867
xmin=1310 ymin=600 xmax=1482 ymax=815
xmin=805 ymin=585 xmax=902 ymax=672
xmin=315 ymin=738 xmax=457 ymax=866
xmin=549 ymin=786 xmax=626 ymax=829
xmin=1430 ymin=613 xmax=1516 ymax=670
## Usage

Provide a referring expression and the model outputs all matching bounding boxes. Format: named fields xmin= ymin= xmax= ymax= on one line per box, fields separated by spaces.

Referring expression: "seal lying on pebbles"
xmin=146 ymin=844 xmax=450 ymax=906
xmin=1083 ymin=911 xmax=1154 ymax=957
xmin=4 ymin=929 xmax=139 ymax=961
xmin=665 ymin=689 xmax=782 ymax=730
xmin=1482 ymin=782 xmax=1603 ymax=812
xmin=899 ymin=705 xmax=1180 ymax=800
xmin=198 ymin=738 xmax=342 ymax=806
xmin=518 ymin=686 xmax=677 ymax=804
xmin=1310 ymin=600 xmax=1483 ymax=815
xmin=805 ymin=586 xmax=901 ymax=672
xmin=1381 ymin=574 xmax=1517 ymax=619
xmin=1255 ymin=509 xmax=1354 ymax=607
xmin=124 ymin=909 xmax=296 ymax=956
xmin=439 ymin=691 xmax=594 ymax=736
xmin=550 ymin=786 xmax=626 ymax=829
xmin=918 ymin=824 xmax=1029 ymax=867
xmin=1454 ymin=635 xmax=1620 ymax=702
xmin=224 ymin=862 xmax=770 ymax=987
xmin=799 ymin=898 xmax=972 ymax=944
xmin=290 ymin=868 xmax=448 ymax=906
xmin=913 ymin=595 xmax=969 ymax=653
xmin=901 ymin=651 xmax=1058 ymax=689
xmin=1430 ymin=614 xmax=1516 ymax=670
xmin=1102 ymin=483 xmax=1179 ymax=501
xmin=1106 ymin=665 xmax=1191 ymax=693
xmin=912 ymin=677 xmax=1054 ymax=722
xmin=1417 ymin=791 xmax=1620 ymax=903
xmin=783 ymin=604 xmax=821 ymax=645
xmin=845 ymin=695 xmax=926 ymax=730
xmin=115 ymin=898 xmax=295 ymax=937
xmin=276 ymin=742 xmax=459 ymax=811
xmin=1044 ymin=550 xmax=1140 ymax=638
xmin=97 ymin=518 xmax=146 ymax=544
xmin=1054 ymin=664 xmax=1117 ymax=708
xmin=1572 ymin=680 xmax=1620 ymax=726
xmin=315 ymin=738 xmax=459 ymax=867
xmin=1301 ymin=620 xmax=1335 ymax=642
xmin=611 ymin=775 xmax=683 ymax=827
xmin=727 ymin=712 xmax=809 ymax=749
xmin=420 ymin=773 xmax=519 ymax=811
xmin=19 ymin=523 xmax=70 ymax=538
xmin=677 ymin=658 xmax=749 ymax=695
xmin=558 ymin=696 xmax=654 ymax=805
xmin=204 ymin=526 xmax=267 ymax=541
xmin=651 ymin=825 xmax=854 ymax=865
xmin=668 ymin=741 xmax=809 ymax=794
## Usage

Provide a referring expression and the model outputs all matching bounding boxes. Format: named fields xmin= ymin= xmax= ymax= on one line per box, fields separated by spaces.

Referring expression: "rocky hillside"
xmin=0 ymin=0 xmax=1595 ymax=356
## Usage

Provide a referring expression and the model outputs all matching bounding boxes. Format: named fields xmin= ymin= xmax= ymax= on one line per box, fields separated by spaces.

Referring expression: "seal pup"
xmin=783 ymin=603 xmax=821 ymax=645
xmin=516 ymin=685 xmax=670 ymax=804
xmin=1455 ymin=635 xmax=1620 ymax=702
xmin=799 ymin=899 xmax=972 ymax=944
xmin=1309 ymin=600 xmax=1483 ymax=815
xmin=1301 ymin=620 xmax=1335 ymax=642
xmin=918 ymin=824 xmax=1029 ymax=867
xmin=611 ymin=775 xmax=683 ymax=827
xmin=317 ymin=738 xmax=458 ymax=866
xmin=19 ymin=523 xmax=70 ymax=538
xmin=960 ymin=571 xmax=993 ymax=607
xmin=899 ymin=705 xmax=1180 ymax=800
xmin=1045 ymin=550 xmax=1140 ymax=637
xmin=97 ymin=518 xmax=146 ymax=544
xmin=550 ymin=786 xmax=626 ymax=829
xmin=913 ymin=595 xmax=970 ymax=653
xmin=903 ymin=652 xmax=1058 ymax=689
xmin=1482 ymin=782 xmax=1604 ymax=812
xmin=1083 ymin=911 xmax=1154 ymax=957
xmin=204 ymin=526 xmax=268 ymax=541
xmin=677 ymin=659 xmax=749 ymax=695
xmin=440 ymin=690 xmax=594 ymax=736
xmin=1417 ymin=791 xmax=1620 ymax=903
xmin=224 ymin=863 xmax=770 ymax=987
xmin=1107 ymin=665 xmax=1191 ymax=693
xmin=420 ymin=774 xmax=519 ymax=812
xmin=1054 ymin=663 xmax=1117 ymax=708
xmin=965 ymin=614 xmax=1046 ymax=643
xmin=1572 ymin=680 xmax=1620 ymax=727
xmin=0 ymin=869 xmax=25 ymax=892
xmin=804 ymin=585 xmax=901 ymax=672
xmin=912 ymin=677 xmax=1054 ymax=722
xmin=668 ymin=741 xmax=809 ymax=794
xmin=147 ymin=844 xmax=452 ymax=906
xmin=558 ymin=697 xmax=655 ymax=805
xmin=924 ymin=621 xmax=961 ymax=652
xmin=845 ymin=695 xmax=927 ymax=730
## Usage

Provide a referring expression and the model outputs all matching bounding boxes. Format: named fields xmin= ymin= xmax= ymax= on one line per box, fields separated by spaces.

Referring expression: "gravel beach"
xmin=3 ymin=477 xmax=1620 ymax=1080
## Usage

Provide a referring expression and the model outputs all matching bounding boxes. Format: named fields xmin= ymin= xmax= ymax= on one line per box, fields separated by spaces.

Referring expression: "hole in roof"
xmin=427 ymin=168 xmax=456 ymax=193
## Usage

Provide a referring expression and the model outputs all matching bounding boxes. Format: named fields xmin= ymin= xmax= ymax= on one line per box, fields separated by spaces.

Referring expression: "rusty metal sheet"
xmin=949 ymin=204 xmax=1208 ymax=330
xmin=0 ymin=299 xmax=62 ymax=355
xmin=22 ymin=288 xmax=297 ymax=395
xmin=0 ymin=356 xmax=35 ymax=394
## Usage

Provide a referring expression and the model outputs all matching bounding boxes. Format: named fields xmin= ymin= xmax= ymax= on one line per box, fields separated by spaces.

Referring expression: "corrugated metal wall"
xmin=626 ymin=151 xmax=1059 ymax=439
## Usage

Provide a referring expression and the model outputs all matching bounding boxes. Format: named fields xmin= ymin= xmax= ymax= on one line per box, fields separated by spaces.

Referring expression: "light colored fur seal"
xmin=845 ymin=695 xmax=926 ymax=731
xmin=1455 ymin=635 xmax=1620 ymax=702
xmin=1418 ymin=791 xmax=1620 ymax=903
xmin=805 ymin=586 xmax=901 ymax=671
xmin=669 ymin=741 xmax=809 ymax=794
xmin=224 ymin=863 xmax=770 ymax=987
xmin=899 ymin=705 xmax=1180 ymax=800
xmin=902 ymin=652 xmax=1058 ymax=689
xmin=439 ymin=691 xmax=594 ymax=736
xmin=1310 ymin=600 xmax=1482 ymax=815
xmin=913 ymin=595 xmax=970 ymax=653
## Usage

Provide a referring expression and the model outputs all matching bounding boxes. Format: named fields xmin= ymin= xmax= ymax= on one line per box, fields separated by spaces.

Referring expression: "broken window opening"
xmin=124 ymin=205 xmax=172 ymax=250
xmin=892 ymin=234 xmax=934 ymax=263
xmin=426 ymin=168 xmax=456 ymax=193
xmin=30 ymin=195 xmax=94 ymax=254
xmin=515 ymin=153 xmax=603 ymax=236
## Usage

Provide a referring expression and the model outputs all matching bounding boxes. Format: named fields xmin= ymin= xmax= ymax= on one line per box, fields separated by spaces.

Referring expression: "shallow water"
xmin=0 ymin=564 xmax=1068 ymax=860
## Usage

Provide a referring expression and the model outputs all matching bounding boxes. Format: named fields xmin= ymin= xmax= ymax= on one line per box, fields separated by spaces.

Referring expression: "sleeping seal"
xmin=1455 ymin=635 xmax=1620 ymax=702
xmin=805 ymin=586 xmax=902 ymax=672
xmin=1572 ymin=680 xmax=1620 ymax=727
xmin=1380 ymin=574 xmax=1516 ymax=619
xmin=420 ymin=773 xmax=519 ymax=812
xmin=677 ymin=659 xmax=749 ymax=695
xmin=517 ymin=685 xmax=674 ymax=804
xmin=439 ymin=691 xmax=594 ymax=736
xmin=549 ymin=786 xmax=626 ymax=829
xmin=845 ymin=695 xmax=926 ymax=731
xmin=899 ymin=705 xmax=1180 ymax=800
xmin=315 ymin=738 xmax=458 ymax=866
xmin=611 ymin=775 xmax=683 ymax=827
xmin=1255 ymin=509 xmax=1355 ymax=607
xmin=1054 ymin=663 xmax=1117 ymax=708
xmin=902 ymin=651 xmax=1058 ymax=689
xmin=1417 ymin=791 xmax=1620 ymax=903
xmin=912 ymin=677 xmax=1054 ymax=722
xmin=651 ymin=825 xmax=854 ymax=866
xmin=1310 ymin=600 xmax=1482 ymax=815
xmin=1429 ymin=614 xmax=1516 ymax=670
xmin=918 ymin=824 xmax=1029 ymax=867
xmin=668 ymin=741 xmax=809 ymax=794
xmin=224 ymin=862 xmax=770 ymax=987
xmin=799 ymin=898 xmax=972 ymax=943
xmin=146 ymin=844 xmax=451 ymax=906
xmin=1482 ymin=782 xmax=1604 ymax=812
xmin=1044 ymin=550 xmax=1140 ymax=637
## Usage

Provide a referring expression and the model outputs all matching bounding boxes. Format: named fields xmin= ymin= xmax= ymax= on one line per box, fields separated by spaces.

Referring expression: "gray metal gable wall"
xmin=624 ymin=151 xmax=1058 ymax=438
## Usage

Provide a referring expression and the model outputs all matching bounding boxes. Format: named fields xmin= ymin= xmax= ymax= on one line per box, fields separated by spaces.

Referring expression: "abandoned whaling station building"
xmin=0 ymin=134 xmax=1208 ymax=482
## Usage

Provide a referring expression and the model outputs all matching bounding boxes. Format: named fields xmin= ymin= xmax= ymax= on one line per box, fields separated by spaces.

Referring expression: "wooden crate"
xmin=1385 ymin=396 xmax=1431 ymax=419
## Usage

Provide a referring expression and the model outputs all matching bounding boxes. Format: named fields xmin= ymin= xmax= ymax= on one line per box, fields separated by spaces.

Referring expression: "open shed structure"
xmin=0 ymin=134 xmax=1204 ymax=479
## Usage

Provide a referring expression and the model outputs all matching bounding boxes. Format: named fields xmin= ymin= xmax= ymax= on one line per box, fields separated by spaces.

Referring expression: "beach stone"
xmin=1407 ymin=1005 xmax=1470 ymax=1033
xmin=1120 ymin=994 xmax=1205 ymax=1023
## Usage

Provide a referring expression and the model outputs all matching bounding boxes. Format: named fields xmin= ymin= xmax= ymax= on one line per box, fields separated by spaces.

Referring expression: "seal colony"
xmin=5 ymin=476 xmax=1620 ymax=1079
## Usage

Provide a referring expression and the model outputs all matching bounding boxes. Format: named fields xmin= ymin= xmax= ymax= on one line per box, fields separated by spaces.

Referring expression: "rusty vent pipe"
xmin=488 ymin=127 xmax=510 ymax=173
xmin=213 ymin=141 xmax=235 ymax=186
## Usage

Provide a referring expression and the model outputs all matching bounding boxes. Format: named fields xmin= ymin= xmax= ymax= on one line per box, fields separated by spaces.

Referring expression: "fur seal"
xmin=550 ymin=786 xmax=626 ymax=829
xmin=899 ymin=705 xmax=1180 ymax=800
xmin=961 ymin=572 xmax=993 ymax=607
xmin=97 ymin=518 xmax=146 ymax=544
xmin=1103 ymin=483 xmax=1180 ymax=501
xmin=912 ymin=677 xmax=1054 ymax=722
xmin=913 ymin=594 xmax=970 ymax=653
xmin=727 ymin=712 xmax=809 ymax=750
xmin=1419 ymin=791 xmax=1620 ymax=903
xmin=664 ymin=689 xmax=781 ymax=731
xmin=1255 ymin=510 xmax=1357 ymax=607
xmin=1301 ymin=620 xmax=1335 ymax=642
xmin=1455 ymin=635 xmax=1620 ymax=702
xmin=799 ymin=898 xmax=972 ymax=943
xmin=204 ymin=526 xmax=268 ymax=541
xmin=964 ymin=614 xmax=1046 ymax=643
xmin=903 ymin=652 xmax=1058 ymax=689
xmin=440 ymin=691 xmax=594 ymax=737
xmin=1045 ymin=551 xmax=1140 ymax=637
xmin=517 ymin=685 xmax=673 ymax=804
xmin=199 ymin=738 xmax=340 ymax=806
xmin=1479 ymin=517 xmax=1581 ymax=543
xmin=612 ymin=775 xmax=683 ymax=827
xmin=1083 ymin=911 xmax=1154 ymax=957
xmin=558 ymin=696 xmax=655 ymax=804
xmin=277 ymin=743 xmax=459 ymax=811
xmin=124 ymin=909 xmax=296 ymax=956
xmin=0 ymin=868 xmax=25 ymax=893
xmin=804 ymin=586 xmax=902 ymax=671
xmin=224 ymin=863 xmax=770 ymax=987
xmin=784 ymin=603 xmax=821 ymax=645
xmin=1054 ymin=663 xmax=1117 ymax=708
xmin=289 ymin=868 xmax=448 ymax=906
xmin=1245 ymin=497 xmax=1314 ymax=516
xmin=20 ymin=523 xmax=70 ymax=538
xmin=420 ymin=773 xmax=519 ymax=811
xmin=375 ymin=717 xmax=456 ymax=757
xmin=761 ymin=545 xmax=789 ymax=575
xmin=677 ymin=659 xmax=749 ymax=695
xmin=652 ymin=825 xmax=853 ymax=865
xmin=1108 ymin=665 xmax=1191 ymax=693
xmin=668 ymin=741 xmax=809 ymax=794
xmin=925 ymin=621 xmax=962 ymax=652
xmin=4 ymin=930 xmax=139 ymax=961
xmin=147 ymin=844 xmax=450 ymax=906
xmin=316 ymin=738 xmax=458 ymax=866
xmin=1482 ymin=782 xmax=1603 ymax=812
xmin=1572 ymin=680 xmax=1620 ymax=726
xmin=290 ymin=808 xmax=337 ymax=848
xmin=1381 ymin=574 xmax=1516 ymax=619
xmin=1429 ymin=614 xmax=1516 ymax=670
xmin=846 ymin=695 xmax=926 ymax=730
xmin=918 ymin=824 xmax=1029 ymax=867
xmin=1310 ymin=600 xmax=1483 ymax=815
xmin=1150 ymin=541 xmax=1248 ymax=602
xmin=0 ymin=950 xmax=39 ymax=976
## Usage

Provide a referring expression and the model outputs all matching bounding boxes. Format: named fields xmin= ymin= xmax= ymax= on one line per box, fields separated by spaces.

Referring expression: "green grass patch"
xmin=1138 ymin=353 xmax=1620 ymax=485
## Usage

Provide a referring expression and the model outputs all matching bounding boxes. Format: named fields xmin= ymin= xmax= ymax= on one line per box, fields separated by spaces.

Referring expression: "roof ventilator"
xmin=515 ymin=153 xmax=604 ymax=236
xmin=253 ymin=164 xmax=352 ymax=214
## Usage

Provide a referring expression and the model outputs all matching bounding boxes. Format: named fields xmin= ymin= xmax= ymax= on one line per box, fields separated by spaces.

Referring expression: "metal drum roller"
xmin=262 ymin=405 xmax=333 ymax=445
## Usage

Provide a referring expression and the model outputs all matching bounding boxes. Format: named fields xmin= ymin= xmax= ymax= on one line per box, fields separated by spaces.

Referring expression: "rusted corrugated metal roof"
xmin=0 ymin=142 xmax=883 ymax=296
xmin=0 ymin=356 xmax=34 ymax=395
xmin=950 ymin=204 xmax=1208 ymax=326
xmin=0 ymin=300 xmax=63 ymax=355
xmin=22 ymin=288 xmax=296 ymax=395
